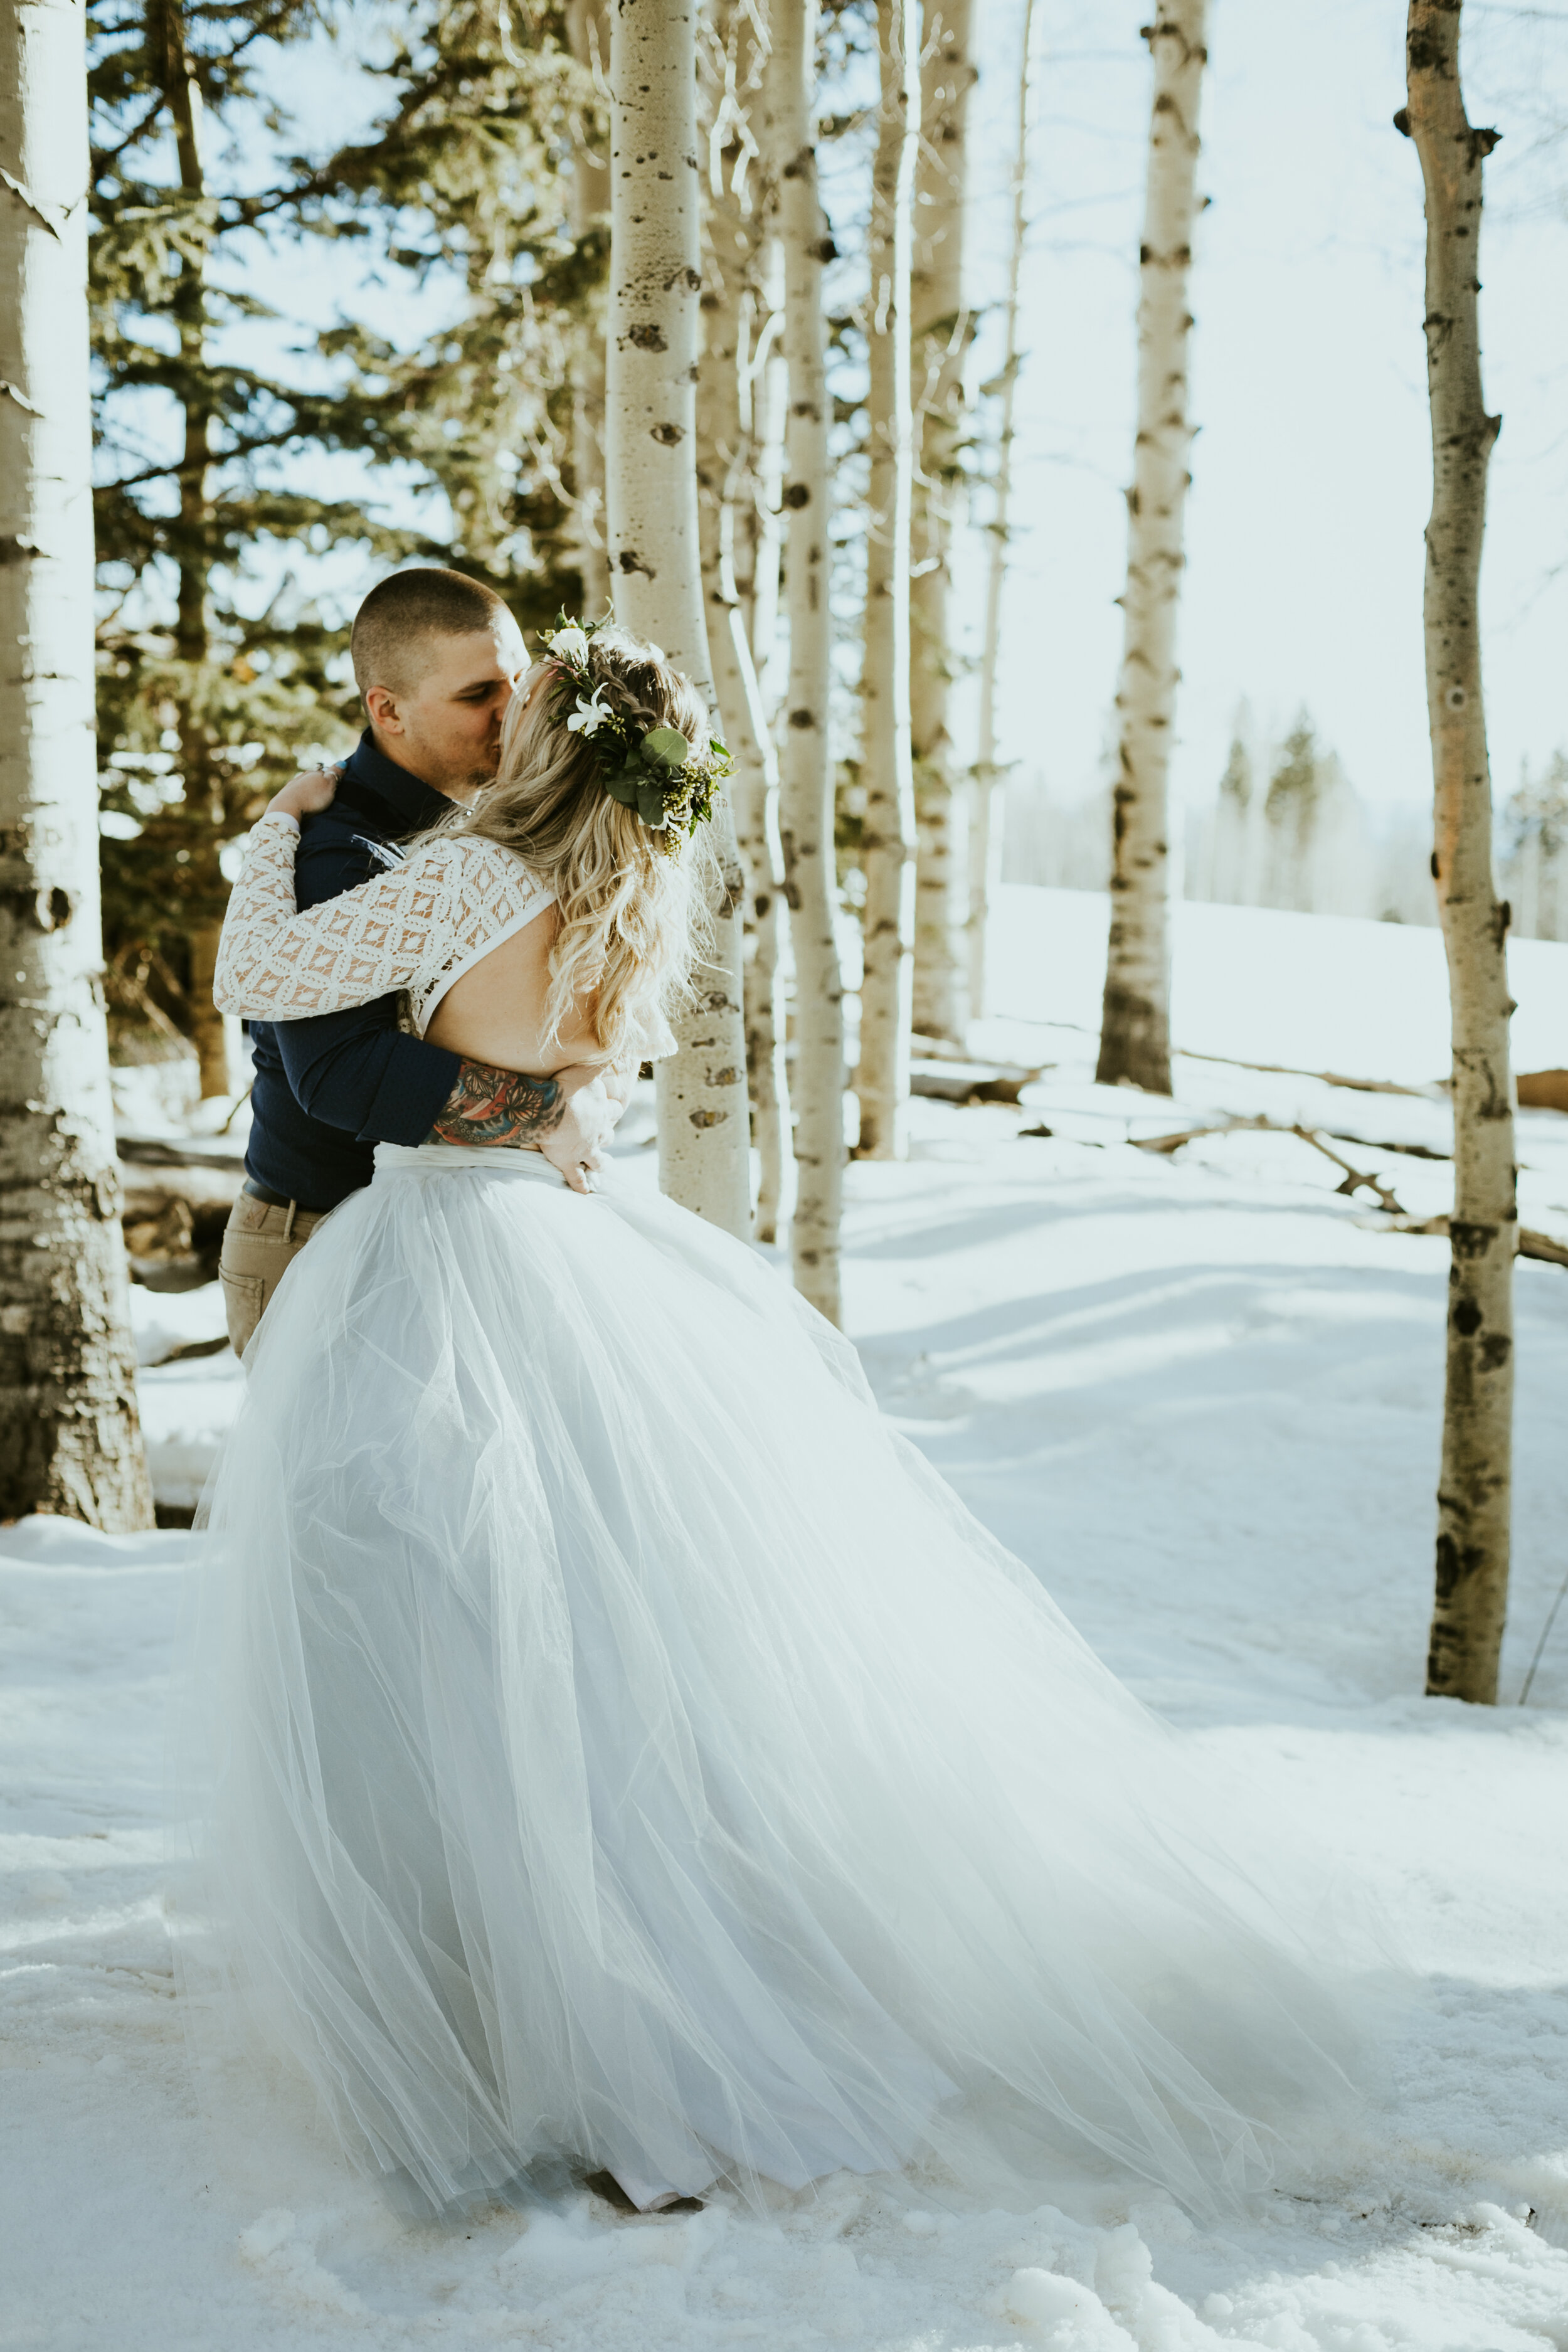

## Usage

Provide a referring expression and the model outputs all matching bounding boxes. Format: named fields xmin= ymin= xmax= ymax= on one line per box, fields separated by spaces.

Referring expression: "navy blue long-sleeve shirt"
xmin=244 ymin=731 xmax=462 ymax=1209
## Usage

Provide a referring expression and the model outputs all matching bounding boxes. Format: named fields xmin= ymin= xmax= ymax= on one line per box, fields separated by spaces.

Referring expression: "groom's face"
xmin=365 ymin=613 xmax=528 ymax=799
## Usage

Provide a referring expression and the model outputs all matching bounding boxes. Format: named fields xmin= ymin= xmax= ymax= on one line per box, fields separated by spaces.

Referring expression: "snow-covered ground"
xmin=6 ymin=889 xmax=1568 ymax=2348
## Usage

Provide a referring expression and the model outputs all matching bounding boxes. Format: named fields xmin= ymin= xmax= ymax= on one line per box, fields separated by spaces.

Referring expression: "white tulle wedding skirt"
xmin=181 ymin=1143 xmax=1372 ymax=2220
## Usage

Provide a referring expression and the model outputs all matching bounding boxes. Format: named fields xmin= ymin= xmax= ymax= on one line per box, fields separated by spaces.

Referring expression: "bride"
xmin=194 ymin=618 xmax=1367 ymax=2224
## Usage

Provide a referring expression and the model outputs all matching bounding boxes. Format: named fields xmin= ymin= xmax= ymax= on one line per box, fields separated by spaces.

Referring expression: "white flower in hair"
xmin=566 ymin=684 xmax=614 ymax=738
xmin=551 ymin=625 xmax=590 ymax=667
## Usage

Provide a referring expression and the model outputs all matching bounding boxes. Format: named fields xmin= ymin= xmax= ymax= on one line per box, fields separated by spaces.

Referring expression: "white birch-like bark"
xmin=909 ymin=0 xmax=973 ymax=1044
xmin=969 ymin=0 xmax=1036 ymax=1018
xmin=1402 ymin=4 xmax=1515 ymax=1705
xmin=0 ymin=0 xmax=153 ymax=1526
xmin=697 ymin=1 xmax=790 ymax=1244
xmin=1095 ymin=2 xmax=1207 ymax=1096
xmin=773 ymin=0 xmax=845 ymax=1321
xmin=566 ymin=0 xmax=612 ymax=618
xmin=745 ymin=246 xmax=787 ymax=706
xmin=607 ymin=0 xmax=751 ymax=1237
xmin=856 ymin=0 xmax=919 ymax=1159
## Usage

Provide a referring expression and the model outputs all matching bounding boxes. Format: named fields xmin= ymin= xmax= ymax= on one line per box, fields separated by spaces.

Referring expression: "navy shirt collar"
xmin=341 ymin=729 xmax=454 ymax=837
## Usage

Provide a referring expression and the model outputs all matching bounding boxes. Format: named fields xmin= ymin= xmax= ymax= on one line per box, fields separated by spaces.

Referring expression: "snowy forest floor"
xmin=6 ymin=889 xmax=1568 ymax=2349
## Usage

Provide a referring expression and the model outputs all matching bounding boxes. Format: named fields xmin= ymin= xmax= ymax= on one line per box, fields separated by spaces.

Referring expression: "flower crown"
xmin=538 ymin=614 xmax=731 ymax=850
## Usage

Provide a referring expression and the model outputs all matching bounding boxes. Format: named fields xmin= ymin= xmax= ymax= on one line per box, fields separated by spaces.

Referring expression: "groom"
xmin=217 ymin=566 xmax=618 ymax=1355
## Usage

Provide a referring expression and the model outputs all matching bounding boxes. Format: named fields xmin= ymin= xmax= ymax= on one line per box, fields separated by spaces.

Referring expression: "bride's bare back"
xmin=423 ymin=901 xmax=608 ymax=1076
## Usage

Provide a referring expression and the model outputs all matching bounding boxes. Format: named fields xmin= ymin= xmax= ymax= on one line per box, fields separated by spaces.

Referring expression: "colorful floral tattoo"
xmin=426 ymin=1060 xmax=564 ymax=1149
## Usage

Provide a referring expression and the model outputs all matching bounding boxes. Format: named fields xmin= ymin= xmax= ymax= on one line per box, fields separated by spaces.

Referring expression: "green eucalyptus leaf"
xmin=606 ymin=768 xmax=640 ymax=807
xmin=641 ymin=726 xmax=689 ymax=770
xmin=637 ymin=782 xmax=670 ymax=828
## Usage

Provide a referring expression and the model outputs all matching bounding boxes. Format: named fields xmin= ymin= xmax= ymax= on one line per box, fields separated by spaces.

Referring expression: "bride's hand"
xmin=538 ymin=1066 xmax=618 ymax=1195
xmin=267 ymin=765 xmax=342 ymax=822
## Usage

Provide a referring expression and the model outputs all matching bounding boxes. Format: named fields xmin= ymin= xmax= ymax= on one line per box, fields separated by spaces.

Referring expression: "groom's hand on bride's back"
xmin=426 ymin=1061 xmax=620 ymax=1194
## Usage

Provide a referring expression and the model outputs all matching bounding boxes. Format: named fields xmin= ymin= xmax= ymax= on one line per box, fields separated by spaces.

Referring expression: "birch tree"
xmin=1 ymin=0 xmax=152 ymax=1527
xmin=1399 ymin=4 xmax=1516 ymax=1705
xmin=607 ymin=0 xmax=751 ymax=1237
xmin=566 ymin=0 xmax=611 ymax=618
xmin=773 ymin=0 xmax=845 ymax=1322
xmin=970 ymin=0 xmax=1036 ymax=1018
xmin=697 ymin=0 xmax=790 ymax=1242
xmin=1095 ymin=1 xmax=1207 ymax=1096
xmin=857 ymin=0 xmax=920 ymax=1159
xmin=909 ymin=0 xmax=974 ymax=1045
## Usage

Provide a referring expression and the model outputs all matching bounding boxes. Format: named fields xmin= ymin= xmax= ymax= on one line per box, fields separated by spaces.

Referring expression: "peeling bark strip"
xmin=0 ymin=0 xmax=152 ymax=1525
xmin=696 ymin=0 xmax=792 ymax=1248
xmin=606 ymin=0 xmax=751 ymax=1237
xmin=856 ymin=0 xmax=921 ymax=1161
xmin=1096 ymin=2 xmax=1208 ymax=1096
xmin=1399 ymin=4 xmax=1516 ymax=1705
xmin=909 ymin=0 xmax=975 ymax=1046
xmin=774 ymin=0 xmax=846 ymax=1323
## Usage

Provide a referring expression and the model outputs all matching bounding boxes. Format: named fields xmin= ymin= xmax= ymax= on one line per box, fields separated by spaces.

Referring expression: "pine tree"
xmin=91 ymin=3 xmax=597 ymax=1084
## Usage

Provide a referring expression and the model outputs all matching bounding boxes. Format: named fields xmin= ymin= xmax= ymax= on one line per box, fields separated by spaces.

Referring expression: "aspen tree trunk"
xmin=746 ymin=250 xmax=787 ymax=701
xmin=1095 ymin=2 xmax=1207 ymax=1096
xmin=909 ymin=0 xmax=974 ymax=1045
xmin=774 ymin=0 xmax=845 ymax=1322
xmin=970 ymin=0 xmax=1036 ymax=1018
xmin=153 ymin=0 xmax=234 ymax=1098
xmin=1401 ymin=4 xmax=1516 ymax=1705
xmin=607 ymin=0 xmax=751 ymax=1237
xmin=696 ymin=3 xmax=790 ymax=1244
xmin=0 ymin=0 xmax=154 ymax=1527
xmin=856 ymin=0 xmax=919 ymax=1158
xmin=567 ymin=0 xmax=611 ymax=618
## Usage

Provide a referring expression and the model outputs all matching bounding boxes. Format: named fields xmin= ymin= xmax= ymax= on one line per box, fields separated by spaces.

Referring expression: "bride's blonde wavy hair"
xmin=430 ymin=626 xmax=713 ymax=1062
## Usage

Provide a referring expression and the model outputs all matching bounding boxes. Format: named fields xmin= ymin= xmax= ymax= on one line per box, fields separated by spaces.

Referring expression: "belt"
xmin=243 ymin=1177 xmax=326 ymax=1215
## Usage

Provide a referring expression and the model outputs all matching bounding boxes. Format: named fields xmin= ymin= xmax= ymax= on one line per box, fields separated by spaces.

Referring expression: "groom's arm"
xmin=270 ymin=819 xmax=566 ymax=1152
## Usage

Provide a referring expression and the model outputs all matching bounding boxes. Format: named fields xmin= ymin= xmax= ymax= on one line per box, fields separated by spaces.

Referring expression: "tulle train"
xmin=177 ymin=1145 xmax=1369 ymax=2219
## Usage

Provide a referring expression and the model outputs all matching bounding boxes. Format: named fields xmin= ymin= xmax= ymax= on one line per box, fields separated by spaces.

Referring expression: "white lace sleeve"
xmin=213 ymin=811 xmax=554 ymax=1034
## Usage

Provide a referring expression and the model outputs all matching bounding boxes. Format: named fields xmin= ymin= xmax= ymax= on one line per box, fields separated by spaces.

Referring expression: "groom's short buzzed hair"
xmin=351 ymin=567 xmax=509 ymax=699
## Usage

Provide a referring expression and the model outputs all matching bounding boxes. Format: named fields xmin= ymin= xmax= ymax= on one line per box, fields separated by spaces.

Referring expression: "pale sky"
xmin=967 ymin=0 xmax=1568 ymax=815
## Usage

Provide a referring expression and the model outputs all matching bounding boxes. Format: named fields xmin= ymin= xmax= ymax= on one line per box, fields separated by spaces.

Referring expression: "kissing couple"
xmin=188 ymin=564 xmax=1373 ymax=2224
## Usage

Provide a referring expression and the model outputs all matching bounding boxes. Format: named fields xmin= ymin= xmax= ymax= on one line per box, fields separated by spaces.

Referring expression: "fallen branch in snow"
xmin=1128 ymin=1117 xmax=1409 ymax=1213
xmin=1326 ymin=1130 xmax=1450 ymax=1162
xmin=1387 ymin=1215 xmax=1568 ymax=1273
xmin=910 ymin=1062 xmax=1044 ymax=1105
xmin=1173 ymin=1047 xmax=1438 ymax=1098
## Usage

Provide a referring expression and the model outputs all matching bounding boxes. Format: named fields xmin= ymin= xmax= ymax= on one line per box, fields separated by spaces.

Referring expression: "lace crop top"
xmin=212 ymin=809 xmax=679 ymax=1057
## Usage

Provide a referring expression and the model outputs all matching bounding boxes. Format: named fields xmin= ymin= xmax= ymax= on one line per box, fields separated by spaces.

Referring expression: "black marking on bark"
xmin=626 ymin=322 xmax=667 ymax=352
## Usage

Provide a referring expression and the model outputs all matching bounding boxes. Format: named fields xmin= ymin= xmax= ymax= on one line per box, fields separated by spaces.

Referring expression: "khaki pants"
xmin=218 ymin=1194 xmax=331 ymax=1357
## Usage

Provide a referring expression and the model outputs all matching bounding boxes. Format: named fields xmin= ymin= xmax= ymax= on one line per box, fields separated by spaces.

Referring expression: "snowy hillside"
xmin=6 ymin=889 xmax=1568 ymax=2348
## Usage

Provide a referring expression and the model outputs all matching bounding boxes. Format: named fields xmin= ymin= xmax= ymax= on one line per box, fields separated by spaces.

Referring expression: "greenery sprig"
xmin=538 ymin=614 xmax=731 ymax=852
